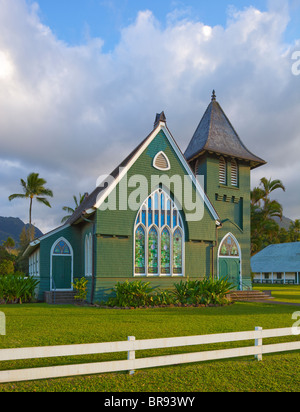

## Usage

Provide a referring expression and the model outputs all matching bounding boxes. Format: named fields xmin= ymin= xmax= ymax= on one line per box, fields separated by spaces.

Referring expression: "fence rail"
xmin=0 ymin=327 xmax=299 ymax=384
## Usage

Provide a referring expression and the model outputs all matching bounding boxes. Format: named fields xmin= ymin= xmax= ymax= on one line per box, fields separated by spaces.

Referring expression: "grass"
xmin=0 ymin=301 xmax=299 ymax=392
xmin=253 ymin=284 xmax=300 ymax=304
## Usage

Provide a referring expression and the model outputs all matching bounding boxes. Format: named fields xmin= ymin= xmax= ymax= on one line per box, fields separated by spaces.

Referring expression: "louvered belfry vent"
xmin=219 ymin=156 xmax=226 ymax=184
xmin=231 ymin=159 xmax=238 ymax=186
xmin=153 ymin=151 xmax=170 ymax=171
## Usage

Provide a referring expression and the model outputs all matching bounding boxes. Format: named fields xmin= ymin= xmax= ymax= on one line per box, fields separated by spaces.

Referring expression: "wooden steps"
xmin=44 ymin=291 xmax=77 ymax=305
xmin=227 ymin=290 xmax=274 ymax=302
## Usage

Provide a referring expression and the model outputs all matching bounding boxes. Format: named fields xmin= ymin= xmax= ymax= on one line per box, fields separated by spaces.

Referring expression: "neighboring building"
xmin=251 ymin=242 xmax=300 ymax=284
xmin=24 ymin=92 xmax=266 ymax=302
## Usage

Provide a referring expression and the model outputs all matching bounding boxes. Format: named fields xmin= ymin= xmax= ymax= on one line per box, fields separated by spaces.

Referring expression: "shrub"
xmin=106 ymin=278 xmax=234 ymax=308
xmin=172 ymin=277 xmax=234 ymax=306
xmin=0 ymin=273 xmax=39 ymax=304
xmin=152 ymin=289 xmax=175 ymax=306
xmin=107 ymin=280 xmax=156 ymax=308
xmin=72 ymin=278 xmax=88 ymax=303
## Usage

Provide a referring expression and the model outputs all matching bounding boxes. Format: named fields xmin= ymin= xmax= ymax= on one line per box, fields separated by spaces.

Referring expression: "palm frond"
xmin=8 ymin=193 xmax=26 ymax=201
xmin=36 ymin=197 xmax=51 ymax=208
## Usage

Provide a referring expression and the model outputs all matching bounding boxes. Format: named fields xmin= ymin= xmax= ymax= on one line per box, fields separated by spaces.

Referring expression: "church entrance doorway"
xmin=50 ymin=238 xmax=73 ymax=291
xmin=218 ymin=233 xmax=241 ymax=290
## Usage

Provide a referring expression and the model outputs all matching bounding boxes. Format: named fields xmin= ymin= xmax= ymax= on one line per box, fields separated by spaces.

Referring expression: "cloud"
xmin=0 ymin=0 xmax=299 ymax=233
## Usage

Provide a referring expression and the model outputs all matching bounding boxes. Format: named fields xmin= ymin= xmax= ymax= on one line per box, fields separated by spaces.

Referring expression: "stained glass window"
xmin=173 ymin=229 xmax=183 ymax=274
xmin=53 ymin=240 xmax=71 ymax=255
xmin=135 ymin=226 xmax=145 ymax=274
xmin=219 ymin=234 xmax=239 ymax=257
xmin=148 ymin=227 xmax=158 ymax=274
xmin=134 ymin=189 xmax=184 ymax=276
xmin=161 ymin=228 xmax=171 ymax=274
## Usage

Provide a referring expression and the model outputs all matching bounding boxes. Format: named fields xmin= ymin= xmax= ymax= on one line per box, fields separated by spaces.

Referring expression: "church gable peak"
xmin=154 ymin=111 xmax=167 ymax=129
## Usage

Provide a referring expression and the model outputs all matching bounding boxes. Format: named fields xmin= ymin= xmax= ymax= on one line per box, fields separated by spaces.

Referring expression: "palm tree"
xmin=251 ymin=177 xmax=286 ymax=255
xmin=8 ymin=173 xmax=53 ymax=239
xmin=259 ymin=177 xmax=285 ymax=203
xmin=61 ymin=193 xmax=87 ymax=224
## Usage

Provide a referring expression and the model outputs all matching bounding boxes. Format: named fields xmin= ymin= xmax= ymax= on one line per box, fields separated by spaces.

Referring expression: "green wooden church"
xmin=24 ymin=92 xmax=266 ymax=303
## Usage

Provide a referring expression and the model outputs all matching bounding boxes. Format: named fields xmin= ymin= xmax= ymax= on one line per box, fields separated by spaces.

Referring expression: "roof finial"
xmin=154 ymin=111 xmax=166 ymax=128
xmin=211 ymin=90 xmax=216 ymax=101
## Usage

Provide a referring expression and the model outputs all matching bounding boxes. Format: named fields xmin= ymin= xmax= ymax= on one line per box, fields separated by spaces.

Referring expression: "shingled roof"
xmin=184 ymin=91 xmax=266 ymax=169
xmin=251 ymin=243 xmax=300 ymax=273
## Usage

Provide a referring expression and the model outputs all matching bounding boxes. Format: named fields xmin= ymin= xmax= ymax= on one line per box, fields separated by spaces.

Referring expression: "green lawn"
xmin=0 ymin=302 xmax=299 ymax=392
xmin=253 ymin=284 xmax=300 ymax=304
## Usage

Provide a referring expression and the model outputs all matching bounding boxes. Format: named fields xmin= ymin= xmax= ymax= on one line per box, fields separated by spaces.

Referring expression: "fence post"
xmin=127 ymin=336 xmax=136 ymax=375
xmin=255 ymin=327 xmax=263 ymax=361
xmin=0 ymin=312 xmax=5 ymax=336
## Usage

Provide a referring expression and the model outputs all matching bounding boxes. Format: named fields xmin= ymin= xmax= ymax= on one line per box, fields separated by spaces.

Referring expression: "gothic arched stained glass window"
xmin=148 ymin=227 xmax=158 ymax=274
xmin=173 ymin=229 xmax=183 ymax=274
xmin=161 ymin=227 xmax=171 ymax=275
xmin=134 ymin=189 xmax=184 ymax=277
xmin=219 ymin=234 xmax=240 ymax=257
xmin=135 ymin=226 xmax=145 ymax=274
xmin=53 ymin=240 xmax=71 ymax=255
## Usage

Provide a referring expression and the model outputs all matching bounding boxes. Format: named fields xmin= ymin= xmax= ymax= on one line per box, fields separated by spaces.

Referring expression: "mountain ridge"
xmin=0 ymin=216 xmax=43 ymax=246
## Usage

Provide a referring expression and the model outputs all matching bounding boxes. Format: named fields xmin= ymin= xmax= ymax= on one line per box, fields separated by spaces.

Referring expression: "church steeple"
xmin=184 ymin=92 xmax=266 ymax=169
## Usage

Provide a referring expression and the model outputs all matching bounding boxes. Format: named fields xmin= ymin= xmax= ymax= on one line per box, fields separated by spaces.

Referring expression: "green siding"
xmin=197 ymin=154 xmax=252 ymax=289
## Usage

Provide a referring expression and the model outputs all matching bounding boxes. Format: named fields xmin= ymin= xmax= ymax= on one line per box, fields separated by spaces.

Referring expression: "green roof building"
xmin=25 ymin=92 xmax=266 ymax=303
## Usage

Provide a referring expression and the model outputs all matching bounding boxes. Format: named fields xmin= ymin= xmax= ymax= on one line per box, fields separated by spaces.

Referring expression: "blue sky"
xmin=34 ymin=0 xmax=299 ymax=50
xmin=0 ymin=0 xmax=300 ymax=232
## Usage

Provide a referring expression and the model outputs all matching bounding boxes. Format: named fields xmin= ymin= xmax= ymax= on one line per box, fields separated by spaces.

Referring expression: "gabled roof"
xmin=92 ymin=113 xmax=221 ymax=223
xmin=184 ymin=91 xmax=266 ymax=169
xmin=251 ymin=242 xmax=300 ymax=273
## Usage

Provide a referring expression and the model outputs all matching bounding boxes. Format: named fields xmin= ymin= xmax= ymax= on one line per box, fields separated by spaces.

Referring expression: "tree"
xmin=15 ymin=226 xmax=34 ymax=274
xmin=259 ymin=177 xmax=286 ymax=203
xmin=251 ymin=177 xmax=286 ymax=255
xmin=2 ymin=237 xmax=15 ymax=251
xmin=0 ymin=259 xmax=14 ymax=276
xmin=0 ymin=242 xmax=16 ymax=276
xmin=8 ymin=173 xmax=53 ymax=239
xmin=61 ymin=193 xmax=87 ymax=223
xmin=289 ymin=219 xmax=300 ymax=242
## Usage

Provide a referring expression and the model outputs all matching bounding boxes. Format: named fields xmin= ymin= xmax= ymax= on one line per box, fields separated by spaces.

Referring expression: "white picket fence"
xmin=0 ymin=326 xmax=299 ymax=383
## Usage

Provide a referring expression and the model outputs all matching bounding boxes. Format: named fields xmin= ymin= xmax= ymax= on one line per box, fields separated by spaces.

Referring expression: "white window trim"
xmin=153 ymin=151 xmax=171 ymax=171
xmin=134 ymin=188 xmax=185 ymax=278
xmin=29 ymin=249 xmax=40 ymax=277
xmin=85 ymin=233 xmax=93 ymax=277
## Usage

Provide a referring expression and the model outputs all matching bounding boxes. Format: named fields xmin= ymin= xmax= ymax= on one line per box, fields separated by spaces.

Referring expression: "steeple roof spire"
xmin=184 ymin=92 xmax=266 ymax=169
